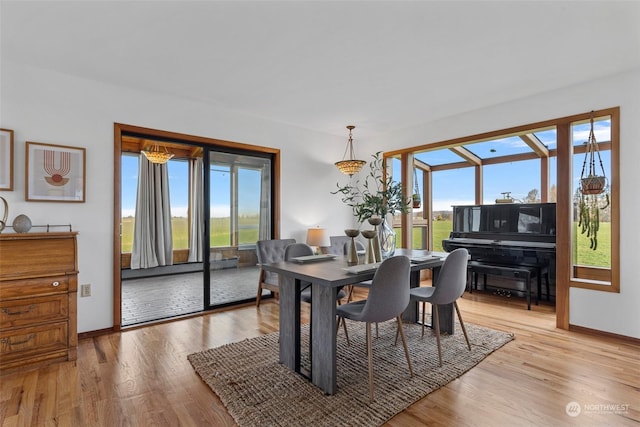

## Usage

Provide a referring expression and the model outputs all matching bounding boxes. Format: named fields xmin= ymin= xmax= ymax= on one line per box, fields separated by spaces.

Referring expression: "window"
xmin=483 ymin=159 xmax=541 ymax=204
xmin=209 ymin=151 xmax=271 ymax=249
xmin=120 ymin=153 xmax=138 ymax=253
xmin=120 ymin=155 xmax=191 ymax=253
xmin=237 ymin=168 xmax=262 ymax=246
xmin=431 ymin=167 xmax=475 ymax=251
xmin=388 ymin=106 xmax=620 ymax=310
xmin=571 ymin=115 xmax=613 ymax=277
xmin=210 ymin=163 xmax=231 ymax=247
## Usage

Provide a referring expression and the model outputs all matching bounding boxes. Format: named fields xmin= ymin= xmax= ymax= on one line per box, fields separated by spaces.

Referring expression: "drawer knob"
xmin=52 ymin=281 xmax=60 ymax=287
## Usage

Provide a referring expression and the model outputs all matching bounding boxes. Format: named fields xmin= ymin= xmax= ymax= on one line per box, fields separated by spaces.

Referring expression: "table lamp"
xmin=306 ymin=227 xmax=330 ymax=255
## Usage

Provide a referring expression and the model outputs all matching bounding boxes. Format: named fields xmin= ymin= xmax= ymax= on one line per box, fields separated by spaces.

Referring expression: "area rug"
xmin=188 ymin=321 xmax=514 ymax=427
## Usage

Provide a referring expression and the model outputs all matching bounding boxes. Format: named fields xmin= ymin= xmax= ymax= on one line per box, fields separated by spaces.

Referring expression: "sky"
xmin=121 ymin=155 xmax=262 ymax=218
xmin=406 ymin=119 xmax=611 ymax=211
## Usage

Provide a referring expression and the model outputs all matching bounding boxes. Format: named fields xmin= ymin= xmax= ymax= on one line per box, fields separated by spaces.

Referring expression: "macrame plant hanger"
xmin=412 ymin=168 xmax=421 ymax=209
xmin=579 ymin=111 xmax=607 ymax=195
xmin=578 ymin=111 xmax=610 ymax=251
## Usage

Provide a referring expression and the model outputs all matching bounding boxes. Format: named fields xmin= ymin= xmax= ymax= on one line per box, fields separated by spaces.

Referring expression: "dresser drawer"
xmin=0 ymin=234 xmax=77 ymax=277
xmin=0 ymin=275 xmax=70 ymax=300
xmin=0 ymin=294 xmax=68 ymax=328
xmin=0 ymin=322 xmax=68 ymax=362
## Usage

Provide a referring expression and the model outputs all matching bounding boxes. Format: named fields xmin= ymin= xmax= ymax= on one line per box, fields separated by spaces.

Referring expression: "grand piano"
xmin=442 ymin=202 xmax=556 ymax=303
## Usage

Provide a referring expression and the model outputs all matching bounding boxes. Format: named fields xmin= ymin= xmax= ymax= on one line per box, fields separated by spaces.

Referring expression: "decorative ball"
xmin=12 ymin=214 xmax=32 ymax=233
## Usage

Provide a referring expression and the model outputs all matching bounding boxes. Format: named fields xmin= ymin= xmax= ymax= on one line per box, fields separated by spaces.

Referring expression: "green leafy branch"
xmin=331 ymin=151 xmax=410 ymax=223
xmin=577 ymin=191 xmax=610 ymax=251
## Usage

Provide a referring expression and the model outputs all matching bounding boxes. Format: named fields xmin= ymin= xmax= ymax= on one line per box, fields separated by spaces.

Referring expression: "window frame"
xmin=385 ymin=107 xmax=620 ymax=330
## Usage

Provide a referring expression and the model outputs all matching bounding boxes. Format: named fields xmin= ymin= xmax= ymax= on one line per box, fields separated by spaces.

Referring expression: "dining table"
xmin=260 ymin=248 xmax=452 ymax=395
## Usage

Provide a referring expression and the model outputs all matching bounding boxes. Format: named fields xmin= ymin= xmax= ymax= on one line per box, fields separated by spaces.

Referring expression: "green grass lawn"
xmin=397 ymin=219 xmax=610 ymax=267
xmin=122 ymin=216 xmax=610 ymax=268
xmin=121 ymin=216 xmax=259 ymax=253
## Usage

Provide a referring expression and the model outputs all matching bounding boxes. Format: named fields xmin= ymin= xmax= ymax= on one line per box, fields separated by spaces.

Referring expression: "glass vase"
xmin=379 ymin=216 xmax=396 ymax=258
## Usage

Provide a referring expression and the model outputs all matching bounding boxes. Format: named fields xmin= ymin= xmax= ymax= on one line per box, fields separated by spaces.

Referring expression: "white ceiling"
xmin=2 ymin=1 xmax=640 ymax=138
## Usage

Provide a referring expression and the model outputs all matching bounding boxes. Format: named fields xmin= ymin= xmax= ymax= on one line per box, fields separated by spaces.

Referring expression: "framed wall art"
xmin=26 ymin=141 xmax=86 ymax=202
xmin=0 ymin=129 xmax=14 ymax=191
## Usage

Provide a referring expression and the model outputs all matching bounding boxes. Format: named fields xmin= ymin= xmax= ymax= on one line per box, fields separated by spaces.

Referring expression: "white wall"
xmin=369 ymin=68 xmax=640 ymax=339
xmin=1 ymin=61 xmax=355 ymax=333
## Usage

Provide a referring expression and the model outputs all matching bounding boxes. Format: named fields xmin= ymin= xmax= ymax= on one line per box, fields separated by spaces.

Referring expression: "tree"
xmin=522 ymin=188 xmax=539 ymax=203
xmin=549 ymin=184 xmax=557 ymax=202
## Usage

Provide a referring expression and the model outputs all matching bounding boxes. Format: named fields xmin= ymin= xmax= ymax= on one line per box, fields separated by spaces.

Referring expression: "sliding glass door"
xmin=208 ymin=151 xmax=272 ymax=307
xmin=116 ymin=123 xmax=279 ymax=327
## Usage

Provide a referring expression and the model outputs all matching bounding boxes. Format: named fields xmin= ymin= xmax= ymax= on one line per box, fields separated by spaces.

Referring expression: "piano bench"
xmin=467 ymin=261 xmax=540 ymax=310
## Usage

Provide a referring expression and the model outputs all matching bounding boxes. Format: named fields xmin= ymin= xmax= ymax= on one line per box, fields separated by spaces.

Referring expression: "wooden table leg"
xmin=402 ymin=270 xmax=421 ymax=323
xmin=311 ymin=284 xmax=337 ymax=395
xmin=279 ymin=276 xmax=301 ymax=373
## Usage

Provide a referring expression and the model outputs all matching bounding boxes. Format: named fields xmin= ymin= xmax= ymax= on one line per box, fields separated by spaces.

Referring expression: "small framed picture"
xmin=26 ymin=141 xmax=86 ymax=202
xmin=0 ymin=129 xmax=14 ymax=191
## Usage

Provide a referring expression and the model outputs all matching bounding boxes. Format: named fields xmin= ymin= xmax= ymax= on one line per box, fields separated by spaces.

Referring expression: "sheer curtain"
xmin=131 ymin=156 xmax=173 ymax=269
xmin=188 ymin=157 xmax=203 ymax=262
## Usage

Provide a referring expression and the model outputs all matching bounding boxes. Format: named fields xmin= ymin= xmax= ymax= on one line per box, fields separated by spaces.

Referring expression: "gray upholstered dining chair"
xmin=284 ymin=243 xmax=349 ymax=337
xmin=284 ymin=243 xmax=348 ymax=304
xmin=327 ymin=235 xmax=350 ymax=255
xmin=331 ymin=238 xmax=368 ymax=302
xmin=255 ymin=238 xmax=296 ymax=307
xmin=409 ymin=247 xmax=471 ymax=367
xmin=342 ymin=240 xmax=366 ymax=256
xmin=336 ymin=255 xmax=414 ymax=402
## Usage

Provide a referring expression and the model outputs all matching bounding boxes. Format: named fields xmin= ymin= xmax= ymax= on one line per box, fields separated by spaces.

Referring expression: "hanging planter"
xmin=412 ymin=194 xmax=421 ymax=209
xmin=579 ymin=111 xmax=608 ymax=196
xmin=580 ymin=175 xmax=606 ymax=195
xmin=412 ymin=167 xmax=421 ymax=209
xmin=578 ymin=111 xmax=610 ymax=250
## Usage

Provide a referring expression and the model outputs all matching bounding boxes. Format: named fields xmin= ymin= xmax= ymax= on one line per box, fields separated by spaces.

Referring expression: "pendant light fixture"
xmin=335 ymin=125 xmax=366 ymax=176
xmin=142 ymin=142 xmax=175 ymax=164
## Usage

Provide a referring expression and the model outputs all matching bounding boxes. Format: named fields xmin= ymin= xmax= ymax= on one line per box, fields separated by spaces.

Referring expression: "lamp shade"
xmin=306 ymin=227 xmax=330 ymax=248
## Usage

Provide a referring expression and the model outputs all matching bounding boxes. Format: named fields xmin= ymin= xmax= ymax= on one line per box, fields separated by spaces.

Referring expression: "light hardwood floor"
xmin=1 ymin=289 xmax=639 ymax=426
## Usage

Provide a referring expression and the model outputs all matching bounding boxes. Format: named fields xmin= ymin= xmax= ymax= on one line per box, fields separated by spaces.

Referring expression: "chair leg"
xmin=337 ymin=316 xmax=350 ymax=345
xmin=336 ymin=299 xmax=350 ymax=345
xmin=454 ymin=301 xmax=471 ymax=351
xmin=256 ymin=284 xmax=263 ymax=307
xmin=346 ymin=285 xmax=354 ymax=302
xmin=396 ymin=316 xmax=414 ymax=378
xmin=394 ymin=321 xmax=399 ymax=346
xmin=545 ymin=272 xmax=550 ymax=301
xmin=366 ymin=322 xmax=375 ymax=403
xmin=342 ymin=319 xmax=349 ymax=344
xmin=421 ymin=301 xmax=426 ymax=337
xmin=433 ymin=304 xmax=442 ymax=367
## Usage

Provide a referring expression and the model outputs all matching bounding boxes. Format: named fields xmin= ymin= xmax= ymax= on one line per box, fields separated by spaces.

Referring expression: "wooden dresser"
xmin=0 ymin=232 xmax=78 ymax=373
